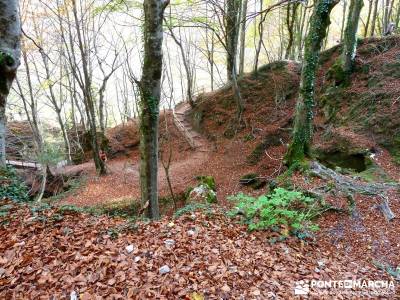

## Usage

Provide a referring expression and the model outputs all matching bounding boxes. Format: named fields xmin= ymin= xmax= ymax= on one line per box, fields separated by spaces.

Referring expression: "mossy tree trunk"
xmin=341 ymin=0 xmax=364 ymax=74
xmin=0 ymin=0 xmax=21 ymax=166
xmin=285 ymin=0 xmax=339 ymax=166
xmin=139 ymin=0 xmax=169 ymax=220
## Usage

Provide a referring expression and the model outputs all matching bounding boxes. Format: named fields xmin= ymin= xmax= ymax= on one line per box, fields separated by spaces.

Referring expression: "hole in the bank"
xmin=317 ymin=151 xmax=367 ymax=172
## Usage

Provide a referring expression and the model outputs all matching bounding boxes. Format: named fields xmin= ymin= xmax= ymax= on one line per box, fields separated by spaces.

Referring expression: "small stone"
xmin=70 ymin=291 xmax=78 ymax=300
xmin=187 ymin=230 xmax=196 ymax=236
xmin=164 ymin=239 xmax=175 ymax=248
xmin=125 ymin=245 xmax=134 ymax=253
xmin=134 ymin=256 xmax=141 ymax=263
xmin=167 ymin=222 xmax=175 ymax=228
xmin=252 ymin=289 xmax=261 ymax=296
xmin=228 ymin=265 xmax=238 ymax=273
xmin=317 ymin=260 xmax=325 ymax=268
xmin=159 ymin=265 xmax=171 ymax=275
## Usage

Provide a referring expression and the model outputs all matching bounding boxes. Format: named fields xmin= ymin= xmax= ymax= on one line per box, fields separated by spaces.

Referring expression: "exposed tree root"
xmin=310 ymin=161 xmax=398 ymax=221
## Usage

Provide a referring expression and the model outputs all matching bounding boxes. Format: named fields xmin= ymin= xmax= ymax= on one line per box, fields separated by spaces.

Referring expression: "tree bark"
xmin=139 ymin=0 xmax=169 ymax=220
xmin=285 ymin=3 xmax=299 ymax=59
xmin=285 ymin=0 xmax=339 ymax=166
xmin=0 ymin=0 xmax=21 ymax=166
xmin=341 ymin=0 xmax=364 ymax=74
xmin=71 ymin=0 xmax=106 ymax=175
xmin=370 ymin=0 xmax=379 ymax=36
xmin=238 ymin=0 xmax=248 ymax=76
xmin=364 ymin=0 xmax=373 ymax=37
xmin=225 ymin=0 xmax=241 ymax=81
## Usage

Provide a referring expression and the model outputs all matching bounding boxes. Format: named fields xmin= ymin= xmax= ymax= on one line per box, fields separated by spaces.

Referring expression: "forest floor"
xmin=2 ymin=36 xmax=400 ymax=298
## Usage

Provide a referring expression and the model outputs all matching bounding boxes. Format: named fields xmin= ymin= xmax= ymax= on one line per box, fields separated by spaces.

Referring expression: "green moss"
xmin=195 ymin=175 xmax=216 ymax=191
xmin=326 ymin=59 xmax=348 ymax=86
xmin=320 ymin=86 xmax=344 ymax=121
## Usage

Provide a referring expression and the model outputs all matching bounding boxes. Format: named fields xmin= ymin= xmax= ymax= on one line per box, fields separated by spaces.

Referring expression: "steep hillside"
xmin=191 ymin=35 xmax=400 ymax=168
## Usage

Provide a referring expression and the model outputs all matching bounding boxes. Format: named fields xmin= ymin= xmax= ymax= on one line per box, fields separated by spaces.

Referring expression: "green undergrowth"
xmin=0 ymin=166 xmax=30 ymax=202
xmin=228 ymin=187 xmax=328 ymax=237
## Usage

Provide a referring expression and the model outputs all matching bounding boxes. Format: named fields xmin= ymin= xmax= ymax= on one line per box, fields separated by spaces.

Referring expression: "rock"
xmin=187 ymin=229 xmax=196 ymax=236
xmin=164 ymin=239 xmax=175 ymax=248
xmin=188 ymin=184 xmax=217 ymax=204
xmin=134 ymin=256 xmax=141 ymax=263
xmin=70 ymin=291 xmax=78 ymax=300
xmin=125 ymin=244 xmax=134 ymax=254
xmin=159 ymin=265 xmax=171 ymax=275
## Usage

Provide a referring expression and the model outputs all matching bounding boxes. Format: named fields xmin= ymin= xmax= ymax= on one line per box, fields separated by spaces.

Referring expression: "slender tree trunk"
xmin=285 ymin=0 xmax=339 ymax=166
xmin=297 ymin=4 xmax=308 ymax=59
xmin=342 ymin=0 xmax=364 ymax=74
xmin=71 ymin=0 xmax=106 ymax=175
xmin=238 ymin=0 xmax=248 ymax=76
xmin=254 ymin=0 xmax=263 ymax=72
xmin=396 ymin=1 xmax=400 ymax=28
xmin=0 ymin=0 xmax=21 ymax=166
xmin=285 ymin=3 xmax=299 ymax=59
xmin=370 ymin=0 xmax=379 ymax=36
xmin=340 ymin=0 xmax=348 ymax=41
xmin=383 ymin=0 xmax=390 ymax=34
xmin=139 ymin=0 xmax=169 ymax=220
xmin=166 ymin=23 xmax=194 ymax=107
xmin=226 ymin=0 xmax=241 ymax=81
xmin=364 ymin=0 xmax=373 ymax=37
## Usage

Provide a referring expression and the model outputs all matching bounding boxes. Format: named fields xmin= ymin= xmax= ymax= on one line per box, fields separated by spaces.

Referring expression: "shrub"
xmin=228 ymin=188 xmax=321 ymax=234
xmin=0 ymin=166 xmax=30 ymax=202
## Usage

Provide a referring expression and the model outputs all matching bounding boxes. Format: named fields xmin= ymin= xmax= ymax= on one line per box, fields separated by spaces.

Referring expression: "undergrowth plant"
xmin=0 ymin=166 xmax=30 ymax=202
xmin=229 ymin=188 xmax=323 ymax=235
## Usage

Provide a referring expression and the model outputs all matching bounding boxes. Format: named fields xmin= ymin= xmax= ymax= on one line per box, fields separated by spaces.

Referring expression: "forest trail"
xmin=59 ymin=107 xmax=211 ymax=207
xmin=173 ymin=102 xmax=209 ymax=152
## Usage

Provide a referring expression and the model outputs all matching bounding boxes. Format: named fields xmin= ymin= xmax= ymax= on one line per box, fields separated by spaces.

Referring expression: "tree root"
xmin=309 ymin=161 xmax=398 ymax=221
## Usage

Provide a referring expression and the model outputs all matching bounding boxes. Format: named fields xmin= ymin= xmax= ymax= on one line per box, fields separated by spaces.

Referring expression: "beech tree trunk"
xmin=238 ymin=0 xmax=248 ymax=76
xmin=226 ymin=0 xmax=241 ymax=81
xmin=0 ymin=0 xmax=21 ymax=166
xmin=364 ymin=0 xmax=373 ymax=37
xmin=139 ymin=0 xmax=169 ymax=220
xmin=342 ymin=0 xmax=364 ymax=74
xmin=285 ymin=0 xmax=339 ymax=166
xmin=370 ymin=0 xmax=379 ymax=36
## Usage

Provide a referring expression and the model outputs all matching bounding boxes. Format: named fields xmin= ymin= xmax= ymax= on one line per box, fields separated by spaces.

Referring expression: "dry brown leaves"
xmin=0 ymin=200 xmax=390 ymax=299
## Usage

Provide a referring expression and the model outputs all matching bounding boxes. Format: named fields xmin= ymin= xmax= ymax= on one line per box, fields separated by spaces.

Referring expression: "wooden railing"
xmin=6 ymin=160 xmax=42 ymax=170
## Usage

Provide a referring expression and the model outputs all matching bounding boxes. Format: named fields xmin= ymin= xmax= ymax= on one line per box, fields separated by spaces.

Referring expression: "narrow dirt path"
xmin=59 ymin=106 xmax=211 ymax=207
xmin=173 ymin=102 xmax=209 ymax=151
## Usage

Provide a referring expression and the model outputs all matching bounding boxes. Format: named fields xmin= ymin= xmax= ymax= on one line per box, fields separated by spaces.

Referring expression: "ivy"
xmin=285 ymin=0 xmax=338 ymax=166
